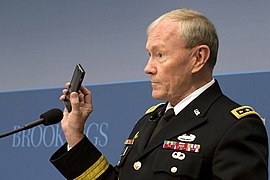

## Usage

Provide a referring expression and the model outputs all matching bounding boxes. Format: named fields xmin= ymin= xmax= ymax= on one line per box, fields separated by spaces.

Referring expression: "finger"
xmin=66 ymin=82 xmax=71 ymax=88
xmin=70 ymin=92 xmax=80 ymax=112
xmin=60 ymin=89 xmax=69 ymax=102
xmin=80 ymin=85 xmax=90 ymax=95
xmin=62 ymin=89 xmax=69 ymax=96
xmin=59 ymin=95 xmax=66 ymax=102
xmin=78 ymin=91 xmax=84 ymax=102
xmin=80 ymin=85 xmax=92 ymax=104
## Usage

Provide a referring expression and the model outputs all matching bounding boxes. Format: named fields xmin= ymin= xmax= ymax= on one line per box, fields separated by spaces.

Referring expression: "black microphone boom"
xmin=0 ymin=108 xmax=63 ymax=139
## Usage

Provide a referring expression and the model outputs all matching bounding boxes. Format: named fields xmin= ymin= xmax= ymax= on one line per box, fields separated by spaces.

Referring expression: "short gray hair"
xmin=147 ymin=8 xmax=219 ymax=68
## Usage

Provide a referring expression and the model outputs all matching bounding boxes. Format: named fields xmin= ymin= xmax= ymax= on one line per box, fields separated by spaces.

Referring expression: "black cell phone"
xmin=64 ymin=64 xmax=85 ymax=112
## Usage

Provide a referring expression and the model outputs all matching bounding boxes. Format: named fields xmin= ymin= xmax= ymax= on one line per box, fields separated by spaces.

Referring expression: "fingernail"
xmin=71 ymin=92 xmax=78 ymax=98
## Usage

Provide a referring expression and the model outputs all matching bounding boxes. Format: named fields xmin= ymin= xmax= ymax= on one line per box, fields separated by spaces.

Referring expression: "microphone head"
xmin=40 ymin=108 xmax=63 ymax=126
xmin=149 ymin=111 xmax=159 ymax=121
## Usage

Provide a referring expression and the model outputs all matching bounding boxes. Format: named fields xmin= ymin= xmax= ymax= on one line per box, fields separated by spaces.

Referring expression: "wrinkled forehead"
xmin=146 ymin=20 xmax=184 ymax=50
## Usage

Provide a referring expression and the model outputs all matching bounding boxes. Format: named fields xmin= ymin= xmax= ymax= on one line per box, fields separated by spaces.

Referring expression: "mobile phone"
xmin=64 ymin=64 xmax=85 ymax=112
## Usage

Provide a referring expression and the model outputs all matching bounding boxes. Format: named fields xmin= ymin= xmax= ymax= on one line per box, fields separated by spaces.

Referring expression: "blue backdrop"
xmin=0 ymin=71 xmax=269 ymax=179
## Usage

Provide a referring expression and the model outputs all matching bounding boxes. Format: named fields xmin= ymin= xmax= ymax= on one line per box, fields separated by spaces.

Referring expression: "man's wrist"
xmin=66 ymin=133 xmax=84 ymax=148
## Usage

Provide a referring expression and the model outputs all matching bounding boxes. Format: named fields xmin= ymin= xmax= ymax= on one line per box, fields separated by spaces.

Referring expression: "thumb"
xmin=70 ymin=92 xmax=79 ymax=112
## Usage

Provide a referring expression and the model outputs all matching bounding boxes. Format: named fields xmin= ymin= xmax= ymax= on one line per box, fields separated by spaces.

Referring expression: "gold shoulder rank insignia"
xmin=231 ymin=106 xmax=262 ymax=120
xmin=145 ymin=102 xmax=166 ymax=114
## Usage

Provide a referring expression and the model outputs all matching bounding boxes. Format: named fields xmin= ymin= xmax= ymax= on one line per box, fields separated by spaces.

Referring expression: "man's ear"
xmin=191 ymin=45 xmax=210 ymax=73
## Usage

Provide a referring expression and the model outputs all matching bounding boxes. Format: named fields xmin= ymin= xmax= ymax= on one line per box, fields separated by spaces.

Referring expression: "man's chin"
xmin=151 ymin=92 xmax=165 ymax=100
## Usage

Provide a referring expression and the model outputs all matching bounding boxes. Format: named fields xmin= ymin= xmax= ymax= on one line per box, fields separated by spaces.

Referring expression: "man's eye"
xmin=156 ymin=52 xmax=164 ymax=58
xmin=148 ymin=52 xmax=151 ymax=57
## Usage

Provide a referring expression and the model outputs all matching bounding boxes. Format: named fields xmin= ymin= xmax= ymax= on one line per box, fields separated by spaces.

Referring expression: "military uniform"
xmin=50 ymin=81 xmax=268 ymax=179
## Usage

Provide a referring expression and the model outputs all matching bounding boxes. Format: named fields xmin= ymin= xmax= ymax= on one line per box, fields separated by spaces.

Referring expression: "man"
xmin=50 ymin=9 xmax=268 ymax=179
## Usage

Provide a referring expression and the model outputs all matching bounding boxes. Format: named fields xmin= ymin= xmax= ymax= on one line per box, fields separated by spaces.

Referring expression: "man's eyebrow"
xmin=146 ymin=44 xmax=166 ymax=52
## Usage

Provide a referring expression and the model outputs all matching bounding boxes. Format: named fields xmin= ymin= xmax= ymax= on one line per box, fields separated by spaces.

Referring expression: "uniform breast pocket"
xmin=152 ymin=149 xmax=203 ymax=179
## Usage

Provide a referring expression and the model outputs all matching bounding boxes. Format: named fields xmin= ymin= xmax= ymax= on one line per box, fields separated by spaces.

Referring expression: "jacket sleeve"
xmin=50 ymin=136 xmax=118 ymax=180
xmin=212 ymin=117 xmax=268 ymax=179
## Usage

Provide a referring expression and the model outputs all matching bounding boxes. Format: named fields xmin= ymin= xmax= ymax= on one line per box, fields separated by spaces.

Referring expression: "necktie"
xmin=149 ymin=108 xmax=175 ymax=142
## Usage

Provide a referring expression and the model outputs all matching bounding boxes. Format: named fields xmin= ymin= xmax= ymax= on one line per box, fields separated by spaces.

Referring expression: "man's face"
xmin=144 ymin=20 xmax=196 ymax=105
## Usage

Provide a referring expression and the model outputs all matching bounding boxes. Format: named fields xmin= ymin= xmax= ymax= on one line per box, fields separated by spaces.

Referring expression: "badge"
xmin=194 ymin=109 xmax=201 ymax=116
xmin=172 ymin=151 xmax=185 ymax=160
xmin=124 ymin=139 xmax=134 ymax=145
xmin=178 ymin=134 xmax=196 ymax=142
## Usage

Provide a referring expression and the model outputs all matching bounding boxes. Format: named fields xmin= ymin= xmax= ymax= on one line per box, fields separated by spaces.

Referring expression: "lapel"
xmin=140 ymin=81 xmax=223 ymax=157
xmin=137 ymin=105 xmax=166 ymax=155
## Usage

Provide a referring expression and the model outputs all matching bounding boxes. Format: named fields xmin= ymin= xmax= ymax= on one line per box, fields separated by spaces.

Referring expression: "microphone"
xmin=150 ymin=112 xmax=159 ymax=121
xmin=0 ymin=108 xmax=63 ymax=139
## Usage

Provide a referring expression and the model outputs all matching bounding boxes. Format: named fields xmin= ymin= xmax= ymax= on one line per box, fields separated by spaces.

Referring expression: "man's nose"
xmin=144 ymin=59 xmax=156 ymax=75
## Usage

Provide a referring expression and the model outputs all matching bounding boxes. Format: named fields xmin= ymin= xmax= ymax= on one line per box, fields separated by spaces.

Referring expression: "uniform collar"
xmin=167 ymin=79 xmax=215 ymax=115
